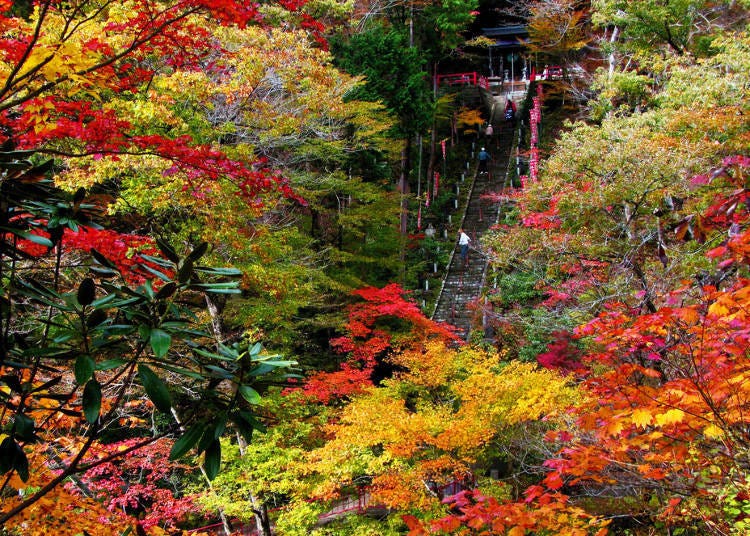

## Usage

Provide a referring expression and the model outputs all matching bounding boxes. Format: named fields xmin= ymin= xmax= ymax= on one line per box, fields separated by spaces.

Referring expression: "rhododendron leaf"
xmin=89 ymin=265 xmax=118 ymax=278
xmin=155 ymin=238 xmax=180 ymax=264
xmin=153 ymin=362 xmax=204 ymax=380
xmin=149 ymin=328 xmax=171 ymax=358
xmin=86 ymin=308 xmax=107 ymax=326
xmin=82 ymin=379 xmax=102 ymax=423
xmin=138 ymin=254 xmax=174 ymax=268
xmin=90 ymin=248 xmax=119 ymax=270
xmin=178 ymin=259 xmax=194 ymax=284
xmin=95 ymin=359 xmax=127 ymax=371
xmin=154 ymin=282 xmax=177 ymax=300
xmin=194 ymin=266 xmax=243 ymax=276
xmin=74 ymin=354 xmax=95 ymax=384
xmin=191 ymin=346 xmax=236 ymax=362
xmin=72 ymin=187 xmax=86 ymax=206
xmin=189 ymin=281 xmax=241 ymax=294
xmin=90 ymin=293 xmax=116 ymax=308
xmin=28 ymin=375 xmax=61 ymax=394
xmin=247 ymin=363 xmax=277 ymax=377
xmin=203 ymin=439 xmax=221 ymax=480
xmin=248 ymin=342 xmax=263 ymax=357
xmin=12 ymin=413 xmax=35 ymax=442
xmin=0 ymin=438 xmax=28 ymax=482
xmin=139 ymin=263 xmax=171 ymax=282
xmin=238 ymin=385 xmax=262 ymax=404
xmin=0 ymin=227 xmax=53 ymax=247
xmin=138 ymin=364 xmax=172 ymax=412
xmin=170 ymin=423 xmax=206 ymax=461
xmin=235 ymin=410 xmax=266 ymax=434
xmin=186 ymin=242 xmax=209 ymax=263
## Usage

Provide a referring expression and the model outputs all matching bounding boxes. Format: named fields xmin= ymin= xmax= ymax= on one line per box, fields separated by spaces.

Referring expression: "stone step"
xmin=431 ymin=127 xmax=516 ymax=340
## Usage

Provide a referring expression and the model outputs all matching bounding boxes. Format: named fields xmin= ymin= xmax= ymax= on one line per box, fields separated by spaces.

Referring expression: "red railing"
xmin=318 ymin=488 xmax=373 ymax=522
xmin=187 ymin=519 xmax=257 ymax=535
xmin=436 ymin=72 xmax=490 ymax=90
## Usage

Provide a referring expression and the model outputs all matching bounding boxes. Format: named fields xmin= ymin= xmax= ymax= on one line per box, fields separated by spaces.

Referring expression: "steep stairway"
xmin=431 ymin=106 xmax=517 ymax=340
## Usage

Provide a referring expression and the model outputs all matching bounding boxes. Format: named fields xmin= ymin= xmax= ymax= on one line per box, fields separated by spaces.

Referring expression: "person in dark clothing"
xmin=504 ymin=98 xmax=516 ymax=122
xmin=478 ymin=147 xmax=491 ymax=174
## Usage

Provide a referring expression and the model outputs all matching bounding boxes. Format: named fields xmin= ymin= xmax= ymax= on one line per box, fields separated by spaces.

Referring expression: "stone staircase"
xmin=431 ymin=104 xmax=518 ymax=340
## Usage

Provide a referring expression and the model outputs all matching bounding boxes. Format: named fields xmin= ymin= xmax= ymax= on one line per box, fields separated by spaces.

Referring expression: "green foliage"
xmin=592 ymin=69 xmax=653 ymax=112
xmin=332 ymin=25 xmax=433 ymax=137
xmin=273 ymin=501 xmax=327 ymax=536
xmin=426 ymin=0 xmax=480 ymax=50
xmin=309 ymin=514 xmax=408 ymax=535
xmin=492 ymin=271 xmax=544 ymax=308
xmin=591 ymin=0 xmax=733 ymax=57
xmin=195 ymin=390 xmax=333 ymax=530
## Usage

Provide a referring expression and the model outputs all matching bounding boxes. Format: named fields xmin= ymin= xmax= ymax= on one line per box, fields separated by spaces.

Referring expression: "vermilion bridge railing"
xmin=436 ymin=72 xmax=489 ymax=90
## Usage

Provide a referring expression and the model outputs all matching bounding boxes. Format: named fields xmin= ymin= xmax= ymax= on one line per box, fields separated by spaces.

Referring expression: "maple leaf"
xmin=631 ymin=408 xmax=653 ymax=428
xmin=703 ymin=423 xmax=724 ymax=439
xmin=654 ymin=409 xmax=685 ymax=427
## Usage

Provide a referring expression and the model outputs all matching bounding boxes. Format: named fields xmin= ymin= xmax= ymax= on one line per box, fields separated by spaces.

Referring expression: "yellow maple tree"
xmin=298 ymin=341 xmax=581 ymax=511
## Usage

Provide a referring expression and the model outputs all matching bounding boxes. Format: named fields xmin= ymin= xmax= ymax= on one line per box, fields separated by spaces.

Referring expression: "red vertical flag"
xmin=417 ymin=203 xmax=422 ymax=230
xmin=441 ymin=139 xmax=447 ymax=160
xmin=433 ymin=172 xmax=440 ymax=198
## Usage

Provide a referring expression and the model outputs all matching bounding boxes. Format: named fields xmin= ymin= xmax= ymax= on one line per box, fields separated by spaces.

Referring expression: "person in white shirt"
xmin=458 ymin=229 xmax=471 ymax=266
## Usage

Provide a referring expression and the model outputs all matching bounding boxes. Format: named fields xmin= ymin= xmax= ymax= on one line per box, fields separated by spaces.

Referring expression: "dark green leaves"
xmin=77 ymin=278 xmax=96 ymax=306
xmin=156 ymin=237 xmax=180 ymax=264
xmin=169 ymin=423 xmax=206 ymax=461
xmin=12 ymin=414 xmax=36 ymax=442
xmin=186 ymin=242 xmax=208 ymax=263
xmin=0 ymin=437 xmax=29 ymax=481
xmin=0 ymin=227 xmax=53 ymax=248
xmin=75 ymin=354 xmax=95 ymax=384
xmin=238 ymin=384 xmax=262 ymax=405
xmin=203 ymin=439 xmax=221 ymax=480
xmin=149 ymin=328 xmax=171 ymax=358
xmin=137 ymin=364 xmax=172 ymax=412
xmin=82 ymin=379 xmax=102 ymax=423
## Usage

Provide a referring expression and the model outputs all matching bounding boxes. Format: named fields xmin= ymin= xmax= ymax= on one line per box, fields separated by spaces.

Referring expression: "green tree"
xmin=333 ymin=24 xmax=433 ymax=234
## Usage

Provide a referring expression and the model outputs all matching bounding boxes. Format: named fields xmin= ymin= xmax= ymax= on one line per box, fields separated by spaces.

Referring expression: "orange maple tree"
xmin=410 ymin=157 xmax=750 ymax=534
xmin=533 ymin=156 xmax=750 ymax=533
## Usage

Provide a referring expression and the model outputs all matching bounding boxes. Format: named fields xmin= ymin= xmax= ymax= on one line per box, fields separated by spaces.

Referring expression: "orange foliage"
xmin=534 ymin=158 xmax=750 ymax=531
xmin=1 ymin=446 xmax=131 ymax=536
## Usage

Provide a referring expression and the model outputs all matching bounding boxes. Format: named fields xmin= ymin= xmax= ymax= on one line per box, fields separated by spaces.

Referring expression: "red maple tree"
xmin=290 ymin=284 xmax=458 ymax=403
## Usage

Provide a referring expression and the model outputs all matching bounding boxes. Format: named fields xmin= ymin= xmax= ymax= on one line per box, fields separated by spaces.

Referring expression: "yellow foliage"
xmin=703 ymin=423 xmax=724 ymax=439
xmin=631 ymin=408 xmax=654 ymax=428
xmin=301 ymin=343 xmax=581 ymax=510
xmin=655 ymin=409 xmax=686 ymax=427
xmin=455 ymin=108 xmax=485 ymax=130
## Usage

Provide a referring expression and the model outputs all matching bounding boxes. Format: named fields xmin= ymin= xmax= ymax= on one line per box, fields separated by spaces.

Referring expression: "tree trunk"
xmin=236 ymin=432 xmax=273 ymax=536
xmin=398 ymin=136 xmax=412 ymax=235
xmin=250 ymin=492 xmax=272 ymax=536
xmin=607 ymin=26 xmax=619 ymax=79
xmin=204 ymin=294 xmax=224 ymax=345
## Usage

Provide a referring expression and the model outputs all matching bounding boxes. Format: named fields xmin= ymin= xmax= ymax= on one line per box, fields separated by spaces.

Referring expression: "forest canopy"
xmin=1 ymin=0 xmax=750 ymax=535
